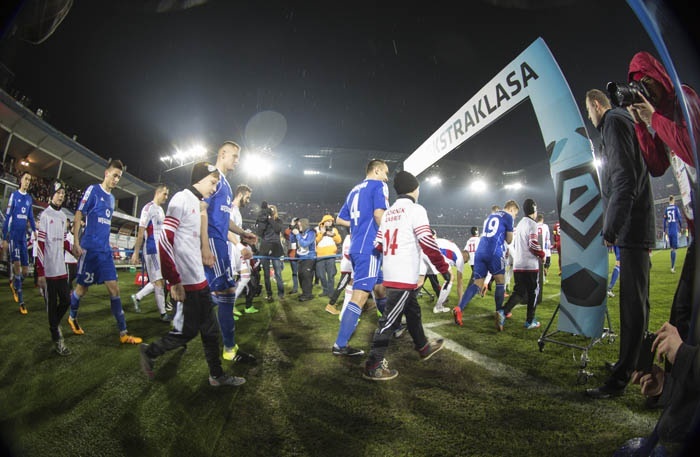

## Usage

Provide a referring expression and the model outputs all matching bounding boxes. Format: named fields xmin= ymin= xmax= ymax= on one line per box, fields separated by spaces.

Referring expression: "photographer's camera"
xmin=606 ymin=80 xmax=651 ymax=108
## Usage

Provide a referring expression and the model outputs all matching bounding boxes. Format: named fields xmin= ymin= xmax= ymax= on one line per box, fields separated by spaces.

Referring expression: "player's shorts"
xmin=228 ymin=242 xmax=242 ymax=273
xmin=77 ymin=250 xmax=118 ymax=286
xmin=143 ymin=252 xmax=163 ymax=282
xmin=204 ymin=237 xmax=236 ymax=292
xmin=472 ymin=252 xmax=506 ymax=279
xmin=339 ymin=254 xmax=352 ymax=274
xmin=667 ymin=232 xmax=679 ymax=249
xmin=350 ymin=252 xmax=381 ymax=292
xmin=8 ymin=237 xmax=29 ymax=266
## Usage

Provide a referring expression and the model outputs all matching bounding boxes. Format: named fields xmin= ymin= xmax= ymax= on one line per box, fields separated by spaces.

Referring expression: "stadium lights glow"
xmin=303 ymin=154 xmax=325 ymax=158
xmin=593 ymin=158 xmax=602 ymax=168
xmin=425 ymin=175 xmax=442 ymax=185
xmin=303 ymin=169 xmax=320 ymax=175
xmin=504 ymin=181 xmax=523 ymax=190
xmin=243 ymin=155 xmax=273 ymax=177
xmin=160 ymin=144 xmax=208 ymax=164
xmin=470 ymin=179 xmax=487 ymax=193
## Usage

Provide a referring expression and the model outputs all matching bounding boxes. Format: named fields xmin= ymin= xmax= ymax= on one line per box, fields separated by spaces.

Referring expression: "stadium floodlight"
xmin=303 ymin=169 xmax=320 ymax=175
xmin=593 ymin=158 xmax=602 ymax=168
xmin=242 ymin=154 xmax=273 ymax=177
xmin=425 ymin=175 xmax=442 ymax=185
xmin=470 ymin=179 xmax=487 ymax=193
xmin=504 ymin=181 xmax=522 ymax=190
xmin=160 ymin=144 xmax=208 ymax=166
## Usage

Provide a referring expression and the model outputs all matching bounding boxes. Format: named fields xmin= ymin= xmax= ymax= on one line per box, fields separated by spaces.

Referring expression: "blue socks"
xmin=335 ymin=302 xmax=361 ymax=348
xmin=69 ymin=290 xmax=81 ymax=318
xmin=375 ymin=297 xmax=387 ymax=315
xmin=457 ymin=283 xmax=480 ymax=311
xmin=609 ymin=265 xmax=620 ymax=290
xmin=212 ymin=294 xmax=236 ymax=348
xmin=110 ymin=296 xmax=127 ymax=332
xmin=495 ymin=284 xmax=505 ymax=311
xmin=671 ymin=250 xmax=676 ymax=269
xmin=13 ymin=275 xmax=23 ymax=303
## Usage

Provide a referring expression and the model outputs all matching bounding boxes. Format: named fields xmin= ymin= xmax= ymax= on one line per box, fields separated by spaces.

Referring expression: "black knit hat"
xmin=523 ymin=198 xmax=537 ymax=216
xmin=191 ymin=162 xmax=218 ymax=185
xmin=393 ymin=170 xmax=419 ymax=195
xmin=51 ymin=180 xmax=65 ymax=196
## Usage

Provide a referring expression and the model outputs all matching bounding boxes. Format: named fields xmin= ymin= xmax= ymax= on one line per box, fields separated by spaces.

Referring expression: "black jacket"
xmin=256 ymin=212 xmax=285 ymax=257
xmin=598 ymin=107 xmax=655 ymax=249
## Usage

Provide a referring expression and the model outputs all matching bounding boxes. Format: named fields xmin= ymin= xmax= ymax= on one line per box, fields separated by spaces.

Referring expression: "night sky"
xmin=1 ymin=0 xmax=698 ymax=209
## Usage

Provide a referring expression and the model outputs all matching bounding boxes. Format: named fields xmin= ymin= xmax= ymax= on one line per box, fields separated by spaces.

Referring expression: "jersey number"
xmin=383 ymin=229 xmax=398 ymax=256
xmin=484 ymin=217 xmax=500 ymax=237
xmin=666 ymin=209 xmax=677 ymax=223
xmin=349 ymin=193 xmax=360 ymax=227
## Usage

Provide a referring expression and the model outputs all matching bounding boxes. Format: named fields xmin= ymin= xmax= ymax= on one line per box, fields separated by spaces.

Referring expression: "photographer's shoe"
xmin=586 ymin=380 xmax=625 ymax=399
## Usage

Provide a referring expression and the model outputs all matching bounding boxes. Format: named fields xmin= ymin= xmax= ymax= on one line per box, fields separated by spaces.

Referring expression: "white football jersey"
xmin=376 ymin=197 xmax=447 ymax=289
xmin=37 ymin=206 xmax=69 ymax=279
xmin=159 ymin=188 xmax=207 ymax=289
xmin=463 ymin=236 xmax=481 ymax=266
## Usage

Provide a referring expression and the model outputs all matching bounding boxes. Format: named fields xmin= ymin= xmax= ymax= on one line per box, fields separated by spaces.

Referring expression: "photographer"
xmin=622 ymin=52 xmax=700 ymax=454
xmin=315 ymin=215 xmax=341 ymax=298
xmin=255 ymin=202 xmax=285 ymax=301
xmin=583 ymin=89 xmax=655 ymax=400
xmin=626 ymin=51 xmax=698 ymax=342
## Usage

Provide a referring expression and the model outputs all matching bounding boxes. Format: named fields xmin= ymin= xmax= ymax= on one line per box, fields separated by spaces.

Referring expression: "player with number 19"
xmin=452 ymin=200 xmax=519 ymax=327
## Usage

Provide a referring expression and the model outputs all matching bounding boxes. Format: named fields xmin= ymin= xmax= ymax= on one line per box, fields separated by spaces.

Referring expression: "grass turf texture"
xmin=0 ymin=248 xmax=686 ymax=457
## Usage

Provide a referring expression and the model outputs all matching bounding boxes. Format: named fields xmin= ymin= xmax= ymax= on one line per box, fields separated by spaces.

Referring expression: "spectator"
xmin=315 ymin=214 xmax=341 ymax=298
xmin=283 ymin=217 xmax=300 ymax=294
xmin=295 ymin=218 xmax=316 ymax=301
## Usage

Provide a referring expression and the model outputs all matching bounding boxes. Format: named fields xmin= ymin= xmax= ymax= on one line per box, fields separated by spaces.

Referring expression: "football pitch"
xmin=0 ymin=248 xmax=687 ymax=457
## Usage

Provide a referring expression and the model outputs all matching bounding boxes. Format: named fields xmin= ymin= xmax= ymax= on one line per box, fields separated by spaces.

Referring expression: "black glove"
xmin=441 ymin=271 xmax=451 ymax=284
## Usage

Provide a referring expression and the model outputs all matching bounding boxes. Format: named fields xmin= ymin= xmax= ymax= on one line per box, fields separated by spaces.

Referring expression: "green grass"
xmin=0 ymin=248 xmax=686 ymax=457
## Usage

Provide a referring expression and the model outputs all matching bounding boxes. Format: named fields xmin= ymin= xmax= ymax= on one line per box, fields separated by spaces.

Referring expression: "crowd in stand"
xmin=2 ymin=162 xmax=82 ymax=211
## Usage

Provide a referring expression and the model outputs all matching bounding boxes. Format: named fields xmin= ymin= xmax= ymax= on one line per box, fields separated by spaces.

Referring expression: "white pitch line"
xmin=422 ymin=323 xmax=656 ymax=430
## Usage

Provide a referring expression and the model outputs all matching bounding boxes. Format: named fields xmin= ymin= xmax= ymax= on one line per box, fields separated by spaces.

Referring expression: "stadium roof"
xmin=0 ymin=89 xmax=154 ymax=201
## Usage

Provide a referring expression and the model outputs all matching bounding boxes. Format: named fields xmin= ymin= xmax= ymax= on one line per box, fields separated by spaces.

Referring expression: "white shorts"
xmin=228 ymin=242 xmax=251 ymax=274
xmin=339 ymin=254 xmax=352 ymax=274
xmin=144 ymin=252 xmax=163 ymax=282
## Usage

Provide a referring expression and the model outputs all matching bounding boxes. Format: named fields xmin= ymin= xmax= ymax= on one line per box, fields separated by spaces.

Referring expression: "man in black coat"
xmin=584 ymin=89 xmax=656 ymax=399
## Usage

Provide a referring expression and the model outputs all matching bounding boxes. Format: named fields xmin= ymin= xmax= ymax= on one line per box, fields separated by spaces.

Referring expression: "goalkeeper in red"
xmin=362 ymin=171 xmax=449 ymax=381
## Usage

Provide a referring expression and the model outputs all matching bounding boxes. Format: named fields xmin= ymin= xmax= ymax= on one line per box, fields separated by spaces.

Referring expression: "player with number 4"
xmin=331 ymin=159 xmax=390 ymax=357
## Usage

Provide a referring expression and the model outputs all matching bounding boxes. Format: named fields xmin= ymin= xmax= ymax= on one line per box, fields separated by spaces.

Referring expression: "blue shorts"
xmin=204 ymin=237 xmax=236 ymax=292
xmin=472 ymin=252 xmax=506 ymax=279
xmin=77 ymin=250 xmax=118 ymax=286
xmin=350 ymin=252 xmax=382 ymax=292
xmin=8 ymin=237 xmax=29 ymax=266
xmin=667 ymin=232 xmax=678 ymax=249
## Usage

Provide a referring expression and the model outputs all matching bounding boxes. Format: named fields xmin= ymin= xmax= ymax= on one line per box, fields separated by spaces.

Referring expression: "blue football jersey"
xmin=476 ymin=211 xmax=513 ymax=259
xmin=77 ymin=184 xmax=114 ymax=252
xmin=664 ymin=204 xmax=682 ymax=234
xmin=2 ymin=190 xmax=35 ymax=239
xmin=338 ymin=179 xmax=388 ymax=255
xmin=204 ymin=171 xmax=233 ymax=241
